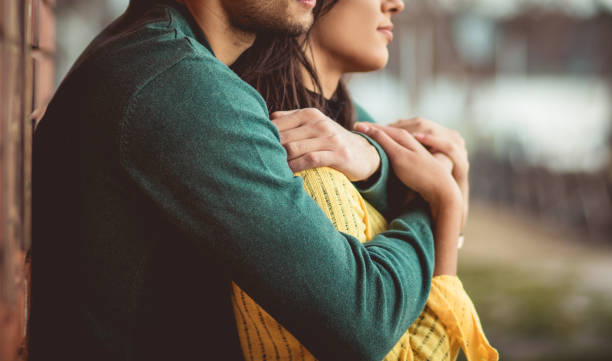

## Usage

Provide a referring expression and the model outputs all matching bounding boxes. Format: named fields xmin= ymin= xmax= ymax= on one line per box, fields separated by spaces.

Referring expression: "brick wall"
xmin=1 ymin=0 xmax=55 ymax=360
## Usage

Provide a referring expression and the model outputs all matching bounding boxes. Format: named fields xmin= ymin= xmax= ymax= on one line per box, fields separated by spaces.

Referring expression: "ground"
xmin=457 ymin=201 xmax=612 ymax=361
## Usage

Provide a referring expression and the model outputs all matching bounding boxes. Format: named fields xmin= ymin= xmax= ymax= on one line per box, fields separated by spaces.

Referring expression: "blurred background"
xmin=350 ymin=1 xmax=612 ymax=360
xmin=1 ymin=0 xmax=611 ymax=360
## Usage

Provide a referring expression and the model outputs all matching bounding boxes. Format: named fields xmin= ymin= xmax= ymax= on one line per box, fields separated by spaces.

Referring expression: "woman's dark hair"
xmin=231 ymin=0 xmax=356 ymax=130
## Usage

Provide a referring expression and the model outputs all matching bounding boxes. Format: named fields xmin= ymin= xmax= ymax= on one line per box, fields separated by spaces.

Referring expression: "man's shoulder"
xmin=84 ymin=5 xmax=222 ymax=92
xmin=126 ymin=7 xmax=266 ymax=113
xmin=63 ymin=4 xmax=268 ymax=126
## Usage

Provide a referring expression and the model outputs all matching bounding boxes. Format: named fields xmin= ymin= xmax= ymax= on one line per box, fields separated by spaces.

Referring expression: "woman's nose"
xmin=383 ymin=0 xmax=405 ymax=15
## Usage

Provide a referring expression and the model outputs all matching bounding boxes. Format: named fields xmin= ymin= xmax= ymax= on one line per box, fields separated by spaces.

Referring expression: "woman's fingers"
xmin=380 ymin=126 xmax=426 ymax=152
xmin=414 ymin=132 xmax=468 ymax=177
xmin=391 ymin=118 xmax=470 ymax=229
xmin=393 ymin=117 xmax=436 ymax=133
xmin=414 ymin=132 xmax=455 ymax=154
xmin=433 ymin=152 xmax=453 ymax=173
xmin=392 ymin=117 xmax=466 ymax=149
xmin=360 ymin=122 xmax=463 ymax=218
xmin=393 ymin=117 xmax=465 ymax=144
xmin=415 ymin=132 xmax=470 ymax=228
xmin=355 ymin=123 xmax=407 ymax=158
xmin=360 ymin=123 xmax=423 ymax=152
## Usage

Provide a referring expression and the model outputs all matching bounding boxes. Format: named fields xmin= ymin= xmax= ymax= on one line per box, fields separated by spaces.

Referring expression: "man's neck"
xmin=301 ymin=40 xmax=343 ymax=99
xmin=181 ymin=0 xmax=254 ymax=65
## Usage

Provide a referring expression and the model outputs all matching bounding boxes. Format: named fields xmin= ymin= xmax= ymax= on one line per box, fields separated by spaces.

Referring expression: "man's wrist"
xmin=364 ymin=143 xmax=381 ymax=180
xmin=354 ymin=147 xmax=381 ymax=187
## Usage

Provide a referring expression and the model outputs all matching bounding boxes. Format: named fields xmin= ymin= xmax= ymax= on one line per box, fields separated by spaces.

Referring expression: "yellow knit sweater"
xmin=232 ymin=167 xmax=498 ymax=361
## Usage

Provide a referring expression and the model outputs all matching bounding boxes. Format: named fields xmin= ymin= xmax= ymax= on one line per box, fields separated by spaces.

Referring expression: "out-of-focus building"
xmin=349 ymin=0 xmax=612 ymax=242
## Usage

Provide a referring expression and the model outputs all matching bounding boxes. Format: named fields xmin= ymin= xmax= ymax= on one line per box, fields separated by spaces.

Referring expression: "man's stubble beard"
xmin=222 ymin=0 xmax=313 ymax=37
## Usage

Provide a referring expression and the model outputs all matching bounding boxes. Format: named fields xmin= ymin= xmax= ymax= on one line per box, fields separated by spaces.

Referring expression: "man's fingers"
xmin=270 ymin=109 xmax=299 ymax=119
xmin=271 ymin=108 xmax=326 ymax=132
xmin=271 ymin=113 xmax=305 ymax=132
xmin=278 ymin=117 xmax=340 ymax=145
xmin=284 ymin=137 xmax=332 ymax=161
xmin=288 ymin=151 xmax=335 ymax=173
xmin=278 ymin=124 xmax=321 ymax=145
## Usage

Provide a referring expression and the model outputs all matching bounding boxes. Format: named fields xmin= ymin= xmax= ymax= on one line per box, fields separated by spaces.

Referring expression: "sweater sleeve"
xmin=353 ymin=102 xmax=413 ymax=219
xmin=352 ymin=131 xmax=395 ymax=214
xmin=119 ymin=56 xmax=434 ymax=361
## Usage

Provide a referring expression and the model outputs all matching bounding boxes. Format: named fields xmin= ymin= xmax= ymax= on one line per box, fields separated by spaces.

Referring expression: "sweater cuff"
xmin=352 ymin=131 xmax=391 ymax=214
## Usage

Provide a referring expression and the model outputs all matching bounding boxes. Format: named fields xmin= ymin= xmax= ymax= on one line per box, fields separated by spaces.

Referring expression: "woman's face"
xmin=309 ymin=0 xmax=404 ymax=74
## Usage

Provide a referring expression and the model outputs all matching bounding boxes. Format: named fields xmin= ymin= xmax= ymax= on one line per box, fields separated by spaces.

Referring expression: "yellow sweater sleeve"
xmin=232 ymin=167 xmax=498 ymax=361
xmin=423 ymin=276 xmax=498 ymax=361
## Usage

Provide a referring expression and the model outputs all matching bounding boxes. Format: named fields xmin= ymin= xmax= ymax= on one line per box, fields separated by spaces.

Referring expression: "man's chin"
xmin=225 ymin=0 xmax=313 ymax=37
xmin=288 ymin=0 xmax=316 ymax=24
xmin=282 ymin=13 xmax=313 ymax=37
xmin=270 ymin=0 xmax=314 ymax=36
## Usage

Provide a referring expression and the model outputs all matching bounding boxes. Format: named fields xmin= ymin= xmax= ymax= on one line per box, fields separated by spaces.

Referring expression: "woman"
xmin=230 ymin=0 xmax=497 ymax=360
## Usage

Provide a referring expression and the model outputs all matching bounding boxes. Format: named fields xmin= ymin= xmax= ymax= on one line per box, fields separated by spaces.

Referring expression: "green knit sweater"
xmin=30 ymin=3 xmax=434 ymax=360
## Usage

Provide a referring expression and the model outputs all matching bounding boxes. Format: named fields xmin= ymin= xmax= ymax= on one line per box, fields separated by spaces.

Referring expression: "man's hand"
xmin=271 ymin=108 xmax=381 ymax=182
xmin=390 ymin=117 xmax=469 ymax=228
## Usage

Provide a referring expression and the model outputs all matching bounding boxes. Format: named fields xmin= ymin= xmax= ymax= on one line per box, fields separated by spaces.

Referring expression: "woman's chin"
xmin=352 ymin=56 xmax=389 ymax=73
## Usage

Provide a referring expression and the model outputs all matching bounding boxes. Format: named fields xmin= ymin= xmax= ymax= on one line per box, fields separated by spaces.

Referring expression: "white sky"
xmin=349 ymin=74 xmax=612 ymax=172
xmin=435 ymin=0 xmax=612 ymax=18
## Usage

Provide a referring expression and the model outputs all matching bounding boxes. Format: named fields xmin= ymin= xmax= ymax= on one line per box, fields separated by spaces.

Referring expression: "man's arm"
xmin=120 ymin=57 xmax=434 ymax=361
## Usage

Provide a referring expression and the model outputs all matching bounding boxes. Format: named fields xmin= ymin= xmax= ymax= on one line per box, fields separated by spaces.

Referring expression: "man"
xmin=30 ymin=1 xmax=435 ymax=360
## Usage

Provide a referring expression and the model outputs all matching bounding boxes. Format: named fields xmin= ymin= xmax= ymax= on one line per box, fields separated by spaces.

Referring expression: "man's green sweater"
xmin=30 ymin=2 xmax=434 ymax=360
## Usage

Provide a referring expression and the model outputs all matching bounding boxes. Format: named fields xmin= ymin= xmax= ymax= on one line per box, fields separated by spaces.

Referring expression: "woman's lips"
xmin=297 ymin=0 xmax=316 ymax=9
xmin=377 ymin=26 xmax=394 ymax=42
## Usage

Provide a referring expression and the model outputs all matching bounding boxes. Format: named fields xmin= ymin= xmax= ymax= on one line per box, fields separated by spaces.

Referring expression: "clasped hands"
xmin=271 ymin=108 xmax=469 ymax=226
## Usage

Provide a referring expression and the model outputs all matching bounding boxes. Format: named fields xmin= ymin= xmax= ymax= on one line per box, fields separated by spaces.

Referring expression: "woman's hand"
xmin=354 ymin=123 xmax=462 ymax=220
xmin=270 ymin=108 xmax=381 ymax=182
xmin=390 ymin=117 xmax=469 ymax=228
xmin=356 ymin=123 xmax=463 ymax=276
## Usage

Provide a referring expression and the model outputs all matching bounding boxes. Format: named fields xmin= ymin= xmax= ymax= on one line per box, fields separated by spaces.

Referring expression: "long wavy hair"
xmin=231 ymin=0 xmax=357 ymax=130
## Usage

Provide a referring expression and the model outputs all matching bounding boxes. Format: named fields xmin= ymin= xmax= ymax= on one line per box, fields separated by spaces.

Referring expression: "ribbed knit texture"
xmin=233 ymin=167 xmax=498 ymax=361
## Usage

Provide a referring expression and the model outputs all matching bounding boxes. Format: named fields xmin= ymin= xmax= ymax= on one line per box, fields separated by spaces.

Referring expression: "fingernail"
xmin=355 ymin=122 xmax=370 ymax=133
xmin=413 ymin=132 xmax=425 ymax=139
